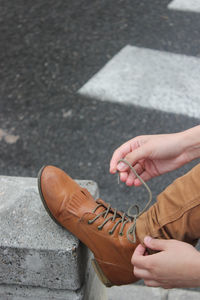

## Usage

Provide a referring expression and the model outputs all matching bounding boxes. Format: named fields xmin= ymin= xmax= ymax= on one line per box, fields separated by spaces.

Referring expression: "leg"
xmin=137 ymin=163 xmax=200 ymax=246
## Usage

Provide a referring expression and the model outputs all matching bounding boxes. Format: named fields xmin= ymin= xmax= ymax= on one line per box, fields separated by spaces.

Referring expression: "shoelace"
xmin=88 ymin=159 xmax=152 ymax=243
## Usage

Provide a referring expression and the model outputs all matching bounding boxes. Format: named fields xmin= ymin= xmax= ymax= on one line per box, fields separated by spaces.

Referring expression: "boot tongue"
xmin=67 ymin=188 xmax=124 ymax=221
xmin=66 ymin=188 xmax=104 ymax=217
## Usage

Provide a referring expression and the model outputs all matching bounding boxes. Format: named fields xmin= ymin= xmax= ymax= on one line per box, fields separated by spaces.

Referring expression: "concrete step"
xmin=0 ymin=175 xmax=106 ymax=300
xmin=107 ymin=284 xmax=200 ymax=300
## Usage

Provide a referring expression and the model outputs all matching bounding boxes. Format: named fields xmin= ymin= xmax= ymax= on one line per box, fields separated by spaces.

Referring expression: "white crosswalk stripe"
xmin=78 ymin=45 xmax=200 ymax=118
xmin=168 ymin=0 xmax=200 ymax=13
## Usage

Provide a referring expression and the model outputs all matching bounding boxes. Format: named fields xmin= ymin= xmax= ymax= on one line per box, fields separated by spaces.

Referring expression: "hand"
xmin=110 ymin=132 xmax=190 ymax=186
xmin=131 ymin=237 xmax=200 ymax=289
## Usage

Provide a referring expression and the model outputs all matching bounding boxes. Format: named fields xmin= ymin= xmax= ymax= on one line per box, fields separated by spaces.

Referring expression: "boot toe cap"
xmin=38 ymin=165 xmax=79 ymax=220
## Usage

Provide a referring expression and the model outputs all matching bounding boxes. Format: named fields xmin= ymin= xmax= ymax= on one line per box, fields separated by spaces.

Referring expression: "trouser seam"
xmin=149 ymin=197 xmax=200 ymax=237
xmin=157 ymin=196 xmax=200 ymax=226
xmin=136 ymin=213 xmax=150 ymax=244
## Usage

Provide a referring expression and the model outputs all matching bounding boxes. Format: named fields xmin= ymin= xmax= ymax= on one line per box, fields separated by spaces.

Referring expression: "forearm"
xmin=181 ymin=125 xmax=200 ymax=162
xmin=110 ymin=125 xmax=200 ymax=181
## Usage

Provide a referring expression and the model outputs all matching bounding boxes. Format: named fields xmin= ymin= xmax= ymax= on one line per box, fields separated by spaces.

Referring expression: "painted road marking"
xmin=78 ymin=45 xmax=200 ymax=119
xmin=168 ymin=0 xmax=200 ymax=13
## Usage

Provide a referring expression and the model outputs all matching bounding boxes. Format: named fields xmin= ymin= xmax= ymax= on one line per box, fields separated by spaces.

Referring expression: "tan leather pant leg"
xmin=136 ymin=163 xmax=200 ymax=246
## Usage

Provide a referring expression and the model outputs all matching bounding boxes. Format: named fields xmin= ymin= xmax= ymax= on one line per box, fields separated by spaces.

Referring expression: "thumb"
xmin=144 ymin=236 xmax=168 ymax=251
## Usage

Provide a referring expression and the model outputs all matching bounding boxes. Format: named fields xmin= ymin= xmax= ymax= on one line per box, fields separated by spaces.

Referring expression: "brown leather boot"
xmin=38 ymin=165 xmax=144 ymax=287
xmin=38 ymin=164 xmax=200 ymax=287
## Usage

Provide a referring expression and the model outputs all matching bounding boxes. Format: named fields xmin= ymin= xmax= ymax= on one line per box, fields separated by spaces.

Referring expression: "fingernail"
xmin=144 ymin=236 xmax=152 ymax=244
xmin=117 ymin=162 xmax=126 ymax=171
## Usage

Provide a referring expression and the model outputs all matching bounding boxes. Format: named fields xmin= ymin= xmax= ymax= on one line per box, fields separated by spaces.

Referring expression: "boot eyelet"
xmin=88 ymin=220 xmax=92 ymax=225
xmin=97 ymin=226 xmax=102 ymax=230
xmin=108 ymin=231 xmax=113 ymax=235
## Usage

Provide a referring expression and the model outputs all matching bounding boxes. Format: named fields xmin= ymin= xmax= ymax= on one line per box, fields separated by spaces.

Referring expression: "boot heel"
xmin=91 ymin=259 xmax=113 ymax=287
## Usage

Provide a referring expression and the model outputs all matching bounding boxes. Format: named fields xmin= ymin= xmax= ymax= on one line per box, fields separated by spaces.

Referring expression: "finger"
xmin=134 ymin=266 xmax=152 ymax=279
xmin=126 ymin=170 xmax=136 ymax=186
xmin=119 ymin=171 xmax=128 ymax=182
xmin=133 ymin=171 xmax=152 ymax=186
xmin=144 ymin=236 xmax=169 ymax=251
xmin=126 ymin=163 xmax=144 ymax=186
xmin=144 ymin=279 xmax=161 ymax=288
xmin=145 ymin=281 xmax=172 ymax=289
xmin=120 ymin=146 xmax=149 ymax=171
xmin=110 ymin=142 xmax=132 ymax=173
xmin=161 ymin=284 xmax=172 ymax=289
xmin=115 ymin=147 xmax=148 ymax=174
xmin=160 ymin=285 xmax=171 ymax=290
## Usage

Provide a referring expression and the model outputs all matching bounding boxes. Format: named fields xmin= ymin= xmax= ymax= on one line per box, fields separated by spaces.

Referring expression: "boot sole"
xmin=92 ymin=259 xmax=113 ymax=287
xmin=37 ymin=166 xmax=113 ymax=288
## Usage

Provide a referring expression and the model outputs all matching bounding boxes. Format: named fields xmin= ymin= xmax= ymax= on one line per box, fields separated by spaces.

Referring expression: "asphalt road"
xmin=0 ymin=0 xmax=200 ymax=213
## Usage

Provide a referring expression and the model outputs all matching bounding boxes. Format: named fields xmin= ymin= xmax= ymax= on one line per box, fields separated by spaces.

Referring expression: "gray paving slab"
xmin=0 ymin=257 xmax=107 ymax=300
xmin=107 ymin=284 xmax=168 ymax=300
xmin=107 ymin=284 xmax=200 ymax=300
xmin=0 ymin=284 xmax=85 ymax=300
xmin=168 ymin=288 xmax=200 ymax=299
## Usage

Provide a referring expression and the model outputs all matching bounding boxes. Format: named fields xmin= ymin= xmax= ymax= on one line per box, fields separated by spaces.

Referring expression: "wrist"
xmin=181 ymin=125 xmax=200 ymax=162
